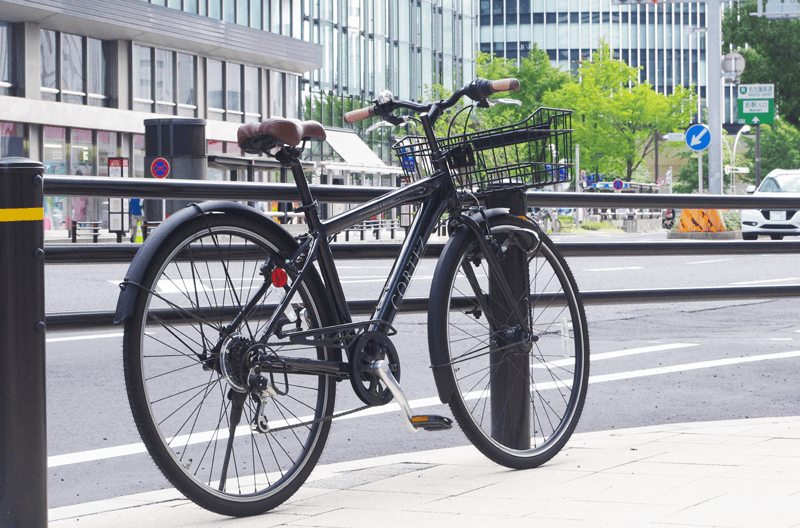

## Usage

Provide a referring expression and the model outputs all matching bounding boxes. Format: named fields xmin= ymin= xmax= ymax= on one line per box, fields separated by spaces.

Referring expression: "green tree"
xmin=742 ymin=120 xmax=800 ymax=178
xmin=723 ymin=2 xmax=800 ymax=127
xmin=476 ymin=46 xmax=572 ymax=124
xmin=542 ymin=42 xmax=695 ymax=181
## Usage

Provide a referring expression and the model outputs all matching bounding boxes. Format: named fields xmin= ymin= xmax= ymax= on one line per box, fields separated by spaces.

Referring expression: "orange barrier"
xmin=677 ymin=209 xmax=727 ymax=232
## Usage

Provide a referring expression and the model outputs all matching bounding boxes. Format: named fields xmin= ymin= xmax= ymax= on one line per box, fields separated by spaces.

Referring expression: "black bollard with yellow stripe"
xmin=0 ymin=157 xmax=47 ymax=528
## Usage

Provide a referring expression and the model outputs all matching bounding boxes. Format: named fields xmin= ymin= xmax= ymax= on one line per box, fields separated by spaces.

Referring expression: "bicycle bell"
xmin=377 ymin=90 xmax=394 ymax=104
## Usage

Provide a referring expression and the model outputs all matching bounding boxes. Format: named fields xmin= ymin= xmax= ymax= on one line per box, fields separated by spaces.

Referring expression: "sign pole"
xmin=755 ymin=124 xmax=762 ymax=185
xmin=707 ymin=0 xmax=723 ymax=195
xmin=699 ymin=150 xmax=704 ymax=193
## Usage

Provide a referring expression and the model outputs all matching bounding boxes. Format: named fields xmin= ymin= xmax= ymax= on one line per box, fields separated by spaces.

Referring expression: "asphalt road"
xmin=42 ymin=230 xmax=800 ymax=509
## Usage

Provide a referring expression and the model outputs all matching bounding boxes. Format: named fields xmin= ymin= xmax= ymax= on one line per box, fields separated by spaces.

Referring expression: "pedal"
xmin=411 ymin=415 xmax=453 ymax=431
xmin=370 ymin=360 xmax=453 ymax=434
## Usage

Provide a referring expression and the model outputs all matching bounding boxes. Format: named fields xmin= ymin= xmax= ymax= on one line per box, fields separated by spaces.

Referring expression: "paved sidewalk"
xmin=49 ymin=416 xmax=800 ymax=528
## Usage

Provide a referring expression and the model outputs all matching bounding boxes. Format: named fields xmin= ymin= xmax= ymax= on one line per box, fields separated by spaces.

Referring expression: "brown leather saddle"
xmin=238 ymin=118 xmax=326 ymax=155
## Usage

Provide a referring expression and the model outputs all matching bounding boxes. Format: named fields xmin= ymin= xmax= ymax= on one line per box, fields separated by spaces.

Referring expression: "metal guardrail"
xmin=41 ymin=175 xmax=800 ymax=332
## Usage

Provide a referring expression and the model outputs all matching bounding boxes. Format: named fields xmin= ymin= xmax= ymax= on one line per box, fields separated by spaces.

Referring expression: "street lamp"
xmin=732 ymin=125 xmax=751 ymax=191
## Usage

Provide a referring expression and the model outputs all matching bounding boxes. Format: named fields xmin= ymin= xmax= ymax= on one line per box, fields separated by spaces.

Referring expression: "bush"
xmin=722 ymin=209 xmax=741 ymax=231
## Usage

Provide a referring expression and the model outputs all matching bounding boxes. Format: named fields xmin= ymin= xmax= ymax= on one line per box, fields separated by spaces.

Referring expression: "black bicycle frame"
xmin=281 ymin=155 xmax=452 ymax=331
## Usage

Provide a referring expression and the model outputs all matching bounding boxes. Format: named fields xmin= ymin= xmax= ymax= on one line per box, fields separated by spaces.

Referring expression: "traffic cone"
xmin=134 ymin=222 xmax=144 ymax=243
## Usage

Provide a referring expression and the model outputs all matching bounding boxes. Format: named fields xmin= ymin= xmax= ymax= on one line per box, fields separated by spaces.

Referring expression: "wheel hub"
xmin=219 ymin=333 xmax=253 ymax=393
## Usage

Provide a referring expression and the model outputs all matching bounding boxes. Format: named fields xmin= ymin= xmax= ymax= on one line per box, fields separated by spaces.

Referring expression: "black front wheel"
xmin=428 ymin=214 xmax=589 ymax=469
xmin=123 ymin=213 xmax=336 ymax=516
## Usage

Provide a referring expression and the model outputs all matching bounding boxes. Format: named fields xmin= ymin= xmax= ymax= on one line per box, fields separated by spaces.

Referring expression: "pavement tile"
xmin=730 ymin=438 xmax=800 ymax=458
xmin=413 ymin=494 xmax=546 ymax=517
xmin=661 ymin=492 xmax=800 ymax=528
xmin=286 ymin=488 xmax=444 ymax=512
xmin=531 ymin=499 xmax=681 ymax=525
xmin=562 ymin=471 xmax=710 ymax=506
xmin=676 ymin=475 xmax=800 ymax=500
xmin=351 ymin=463 xmax=502 ymax=494
xmin=736 ymin=422 xmax=800 ymax=439
xmin=464 ymin=467 xmax=592 ymax=501
xmin=285 ymin=509 xmax=532 ymax=528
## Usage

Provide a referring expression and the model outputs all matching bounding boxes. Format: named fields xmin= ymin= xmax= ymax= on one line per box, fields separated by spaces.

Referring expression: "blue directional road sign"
xmin=685 ymin=124 xmax=711 ymax=151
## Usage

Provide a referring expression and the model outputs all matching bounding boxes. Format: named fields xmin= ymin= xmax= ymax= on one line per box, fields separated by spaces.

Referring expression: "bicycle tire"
xmin=428 ymin=214 xmax=589 ymax=469
xmin=123 ymin=213 xmax=336 ymax=516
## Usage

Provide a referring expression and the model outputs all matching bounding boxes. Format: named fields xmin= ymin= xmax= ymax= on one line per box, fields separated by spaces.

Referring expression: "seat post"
xmin=276 ymin=149 xmax=323 ymax=232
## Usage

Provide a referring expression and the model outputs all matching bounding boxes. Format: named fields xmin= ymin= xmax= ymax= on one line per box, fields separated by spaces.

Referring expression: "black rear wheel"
xmin=428 ymin=214 xmax=589 ymax=469
xmin=123 ymin=213 xmax=335 ymax=516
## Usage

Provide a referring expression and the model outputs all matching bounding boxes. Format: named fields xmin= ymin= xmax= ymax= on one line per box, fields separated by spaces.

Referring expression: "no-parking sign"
xmin=151 ymin=158 xmax=170 ymax=179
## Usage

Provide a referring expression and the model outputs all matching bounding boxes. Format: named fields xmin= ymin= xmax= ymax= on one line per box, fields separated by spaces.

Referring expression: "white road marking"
xmin=47 ymin=344 xmax=800 ymax=470
xmin=687 ymin=258 xmax=734 ymax=265
xmin=47 ymin=332 xmax=125 ymax=343
xmin=769 ymin=338 xmax=792 ymax=341
xmin=730 ymin=278 xmax=800 ymax=285
xmin=583 ymin=266 xmax=643 ymax=272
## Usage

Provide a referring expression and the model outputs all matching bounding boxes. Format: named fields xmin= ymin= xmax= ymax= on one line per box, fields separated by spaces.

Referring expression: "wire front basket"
xmin=392 ymin=107 xmax=573 ymax=195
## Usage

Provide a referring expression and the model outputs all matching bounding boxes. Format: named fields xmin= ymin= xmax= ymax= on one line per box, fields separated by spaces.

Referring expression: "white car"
xmin=741 ymin=169 xmax=800 ymax=240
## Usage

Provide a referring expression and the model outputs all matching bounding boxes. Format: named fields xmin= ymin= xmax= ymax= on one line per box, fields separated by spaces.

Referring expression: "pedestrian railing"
xmin=4 ymin=161 xmax=800 ymax=527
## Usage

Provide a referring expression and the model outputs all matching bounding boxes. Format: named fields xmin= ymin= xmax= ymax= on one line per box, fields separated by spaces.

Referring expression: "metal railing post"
xmin=485 ymin=188 xmax=531 ymax=450
xmin=0 ymin=157 xmax=47 ymax=528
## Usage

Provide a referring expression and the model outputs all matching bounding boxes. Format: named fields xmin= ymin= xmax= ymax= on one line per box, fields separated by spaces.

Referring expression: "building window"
xmin=40 ymin=29 xmax=110 ymax=106
xmin=0 ymin=121 xmax=25 ymax=157
xmin=207 ymin=59 xmax=262 ymax=122
xmin=134 ymin=44 xmax=197 ymax=116
xmin=0 ymin=22 xmax=15 ymax=96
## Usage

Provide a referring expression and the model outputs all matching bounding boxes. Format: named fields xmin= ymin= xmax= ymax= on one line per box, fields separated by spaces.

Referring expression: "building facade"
xmin=478 ymin=0 xmax=740 ymax=125
xmin=0 ymin=0 xmax=477 ymax=231
xmin=300 ymin=0 xmax=477 ymax=164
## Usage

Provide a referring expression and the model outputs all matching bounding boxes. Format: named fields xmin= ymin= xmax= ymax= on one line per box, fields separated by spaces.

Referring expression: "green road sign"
xmin=737 ymin=84 xmax=775 ymax=125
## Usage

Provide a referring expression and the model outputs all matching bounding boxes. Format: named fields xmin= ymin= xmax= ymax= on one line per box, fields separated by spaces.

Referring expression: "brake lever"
xmin=365 ymin=116 xmax=410 ymax=134
xmin=477 ymin=98 xmax=523 ymax=108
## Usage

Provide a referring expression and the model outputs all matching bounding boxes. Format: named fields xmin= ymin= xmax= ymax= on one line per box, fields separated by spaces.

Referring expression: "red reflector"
xmin=271 ymin=268 xmax=288 ymax=288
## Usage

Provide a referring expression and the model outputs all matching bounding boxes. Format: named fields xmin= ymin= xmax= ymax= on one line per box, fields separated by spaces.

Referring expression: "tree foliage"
xmin=541 ymin=43 xmax=695 ymax=181
xmin=742 ymin=120 xmax=800 ymax=178
xmin=723 ymin=2 xmax=800 ymax=127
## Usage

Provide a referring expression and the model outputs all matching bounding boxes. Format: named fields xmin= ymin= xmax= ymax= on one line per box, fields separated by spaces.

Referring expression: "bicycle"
xmin=114 ymin=77 xmax=590 ymax=517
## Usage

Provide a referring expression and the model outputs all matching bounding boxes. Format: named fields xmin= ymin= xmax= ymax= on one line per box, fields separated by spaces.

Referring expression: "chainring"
xmin=349 ymin=331 xmax=400 ymax=406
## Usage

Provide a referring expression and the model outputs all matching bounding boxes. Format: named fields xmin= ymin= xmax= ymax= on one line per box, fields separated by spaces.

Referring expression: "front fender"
xmin=429 ymin=207 xmax=528 ymax=405
xmin=114 ymin=201 xmax=286 ymax=325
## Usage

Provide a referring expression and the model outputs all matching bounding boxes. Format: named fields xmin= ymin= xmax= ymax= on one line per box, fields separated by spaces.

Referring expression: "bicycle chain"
xmin=263 ymin=403 xmax=371 ymax=434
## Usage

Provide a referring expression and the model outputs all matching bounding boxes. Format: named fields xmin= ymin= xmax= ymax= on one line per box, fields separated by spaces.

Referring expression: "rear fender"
xmin=113 ymin=201 xmax=294 ymax=325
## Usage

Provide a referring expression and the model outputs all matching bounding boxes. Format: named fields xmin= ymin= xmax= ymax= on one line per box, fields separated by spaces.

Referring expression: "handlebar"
xmin=342 ymin=77 xmax=520 ymax=124
xmin=344 ymin=106 xmax=377 ymax=124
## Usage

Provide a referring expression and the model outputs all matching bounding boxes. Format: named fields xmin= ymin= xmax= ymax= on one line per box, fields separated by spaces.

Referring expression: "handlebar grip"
xmin=489 ymin=78 xmax=520 ymax=94
xmin=344 ymin=106 xmax=377 ymax=124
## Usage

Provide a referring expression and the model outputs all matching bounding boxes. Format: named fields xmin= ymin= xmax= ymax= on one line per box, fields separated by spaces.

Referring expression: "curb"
xmin=667 ymin=230 xmax=742 ymax=240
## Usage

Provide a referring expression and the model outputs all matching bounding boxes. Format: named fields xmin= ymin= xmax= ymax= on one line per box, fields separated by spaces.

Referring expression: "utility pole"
xmin=707 ymin=0 xmax=723 ymax=195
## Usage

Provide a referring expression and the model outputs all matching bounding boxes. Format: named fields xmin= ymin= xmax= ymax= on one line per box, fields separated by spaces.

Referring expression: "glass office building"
xmin=301 ymin=0 xmax=477 ymax=162
xmin=1 ymin=0 xmax=476 ymax=230
xmin=478 ymin=0 xmax=740 ymax=124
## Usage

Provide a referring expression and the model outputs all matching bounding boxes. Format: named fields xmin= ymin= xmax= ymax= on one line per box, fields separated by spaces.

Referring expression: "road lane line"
xmin=47 ymin=332 xmax=125 ymax=343
xmin=48 ymin=348 xmax=800 ymax=469
xmin=583 ymin=266 xmax=643 ymax=272
xmin=687 ymin=258 xmax=734 ymax=265
xmin=730 ymin=278 xmax=800 ymax=285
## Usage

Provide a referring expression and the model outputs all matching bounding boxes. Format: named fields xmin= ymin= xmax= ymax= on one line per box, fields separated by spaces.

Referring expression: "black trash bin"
xmin=144 ymin=118 xmax=207 ymax=219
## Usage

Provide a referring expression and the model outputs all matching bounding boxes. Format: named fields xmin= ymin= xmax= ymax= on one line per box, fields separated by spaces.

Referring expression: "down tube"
xmin=372 ymin=186 xmax=450 ymax=326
